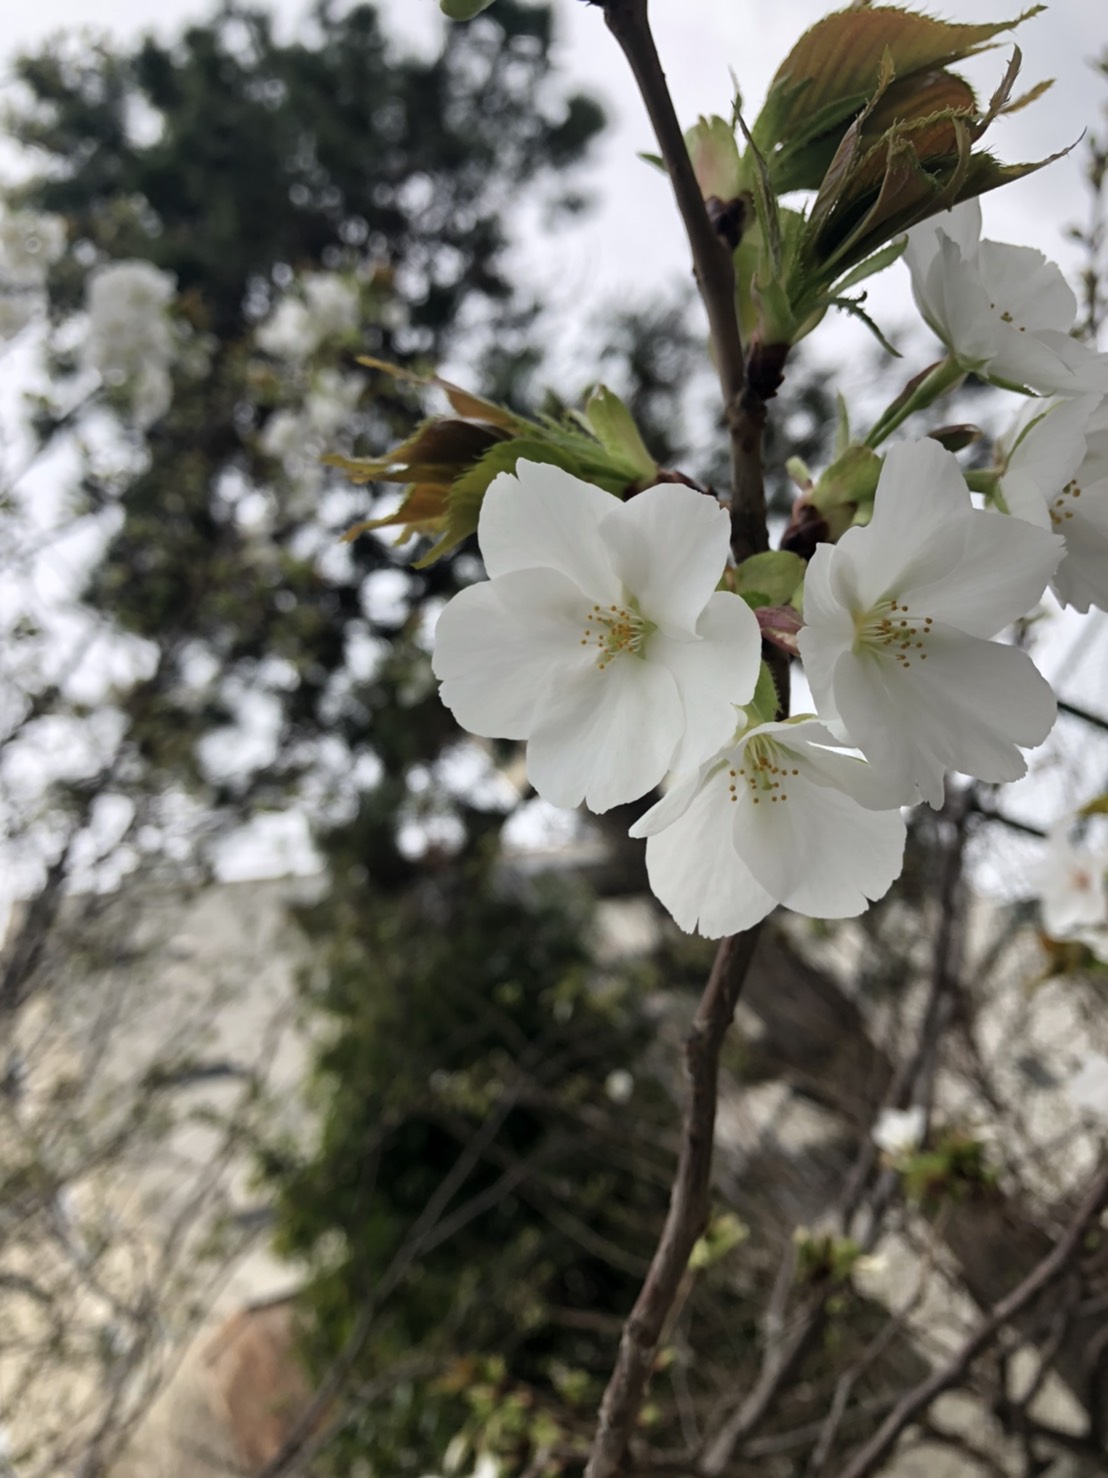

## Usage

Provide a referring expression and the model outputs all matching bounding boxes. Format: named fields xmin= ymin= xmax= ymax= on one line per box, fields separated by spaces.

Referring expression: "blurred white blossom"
xmin=82 ymin=259 xmax=179 ymax=428
xmin=605 ymin=1068 xmax=634 ymax=1104
xmin=259 ymin=368 xmax=364 ymax=510
xmin=0 ymin=205 xmax=66 ymax=341
xmin=1067 ymin=1053 xmax=1108 ymax=1123
xmin=256 ymin=271 xmax=359 ymax=360
xmin=872 ymin=1105 xmax=926 ymax=1157
xmin=1031 ymin=822 xmax=1108 ymax=947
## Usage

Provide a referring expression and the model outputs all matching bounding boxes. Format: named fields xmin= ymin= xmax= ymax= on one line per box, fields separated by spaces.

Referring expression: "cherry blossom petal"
xmin=917 ymin=238 xmax=997 ymax=368
xmin=844 ymin=440 xmax=975 ymax=610
xmin=779 ymin=720 xmax=908 ymax=810
xmin=1052 ymin=478 xmax=1108 ymax=612
xmin=895 ymin=508 xmax=1062 ymax=637
xmin=975 ymin=240 xmax=1078 ymax=333
xmin=433 ymin=568 xmax=591 ymax=739
xmin=643 ymin=764 xmax=776 ymax=938
xmin=831 ymin=624 xmax=1057 ymax=808
xmin=628 ymin=763 xmax=707 ymax=839
xmin=527 ymin=656 xmax=682 ymax=813
xmin=600 ymin=483 xmax=731 ymax=636
xmin=647 ymin=592 xmax=759 ymax=773
xmin=990 ymin=327 xmax=1108 ymax=396
xmin=731 ymin=763 xmax=905 ymax=918
xmin=478 ymin=460 xmax=621 ymax=600
xmin=1002 ymin=396 xmax=1094 ymax=530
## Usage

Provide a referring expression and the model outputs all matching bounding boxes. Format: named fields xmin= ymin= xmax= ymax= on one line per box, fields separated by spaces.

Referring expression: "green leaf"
xmin=757 ymin=5 xmax=1044 ymax=165
xmin=745 ymin=661 xmax=783 ymax=727
xmin=829 ymin=233 xmax=908 ymax=295
xmin=440 ymin=0 xmax=496 ymax=18
xmin=734 ymin=550 xmax=805 ymax=605
xmin=833 ymin=393 xmax=851 ymax=458
xmin=684 ymin=115 xmax=744 ymax=201
xmin=829 ymin=293 xmax=902 ymax=357
xmin=584 ymin=386 xmax=657 ymax=481
xmin=735 ymin=108 xmax=781 ymax=277
xmin=414 ymin=440 xmax=608 ymax=568
xmin=324 ymin=418 xmax=506 ymax=485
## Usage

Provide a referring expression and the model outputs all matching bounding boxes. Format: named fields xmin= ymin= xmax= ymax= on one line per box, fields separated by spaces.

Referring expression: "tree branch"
xmin=585 ymin=929 xmax=762 ymax=1478
xmin=582 ymin=10 xmax=785 ymax=1473
xmin=599 ymin=0 xmax=770 ymax=564
xmin=836 ymin=1158 xmax=1108 ymax=1478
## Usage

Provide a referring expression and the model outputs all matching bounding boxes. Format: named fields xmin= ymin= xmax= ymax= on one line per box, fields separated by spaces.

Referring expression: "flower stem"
xmin=863 ymin=356 xmax=965 ymax=449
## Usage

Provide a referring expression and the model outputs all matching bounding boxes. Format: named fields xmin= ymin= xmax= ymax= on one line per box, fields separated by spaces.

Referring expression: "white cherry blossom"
xmin=872 ymin=1105 xmax=925 ymax=1158
xmin=998 ymin=394 xmax=1108 ymax=613
xmin=432 ymin=462 xmax=761 ymax=814
xmin=798 ymin=439 xmax=1062 ymax=809
xmin=1067 ymin=1052 xmax=1108 ymax=1124
xmin=904 ymin=200 xmax=1108 ymax=396
xmin=82 ymin=260 xmax=178 ymax=428
xmin=629 ymin=717 xmax=906 ymax=938
xmin=1031 ymin=822 xmax=1108 ymax=942
xmin=0 ymin=207 xmax=65 ymax=288
xmin=256 ymin=271 xmax=359 ymax=359
xmin=0 ymin=206 xmax=65 ymax=341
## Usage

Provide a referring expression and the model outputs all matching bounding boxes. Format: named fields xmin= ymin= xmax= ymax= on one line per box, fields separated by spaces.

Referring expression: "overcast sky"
xmin=5 ymin=1 xmax=1105 ymax=405
xmin=5 ymin=1 xmax=1106 ymax=295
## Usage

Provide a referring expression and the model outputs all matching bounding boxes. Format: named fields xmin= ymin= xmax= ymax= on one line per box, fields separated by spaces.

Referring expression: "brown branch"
xmin=1057 ymin=696 xmax=1108 ymax=734
xmin=582 ymin=9 xmax=783 ymax=1472
xmin=599 ymin=0 xmax=771 ymax=564
xmin=836 ymin=1157 xmax=1108 ymax=1478
xmin=584 ymin=927 xmax=763 ymax=1478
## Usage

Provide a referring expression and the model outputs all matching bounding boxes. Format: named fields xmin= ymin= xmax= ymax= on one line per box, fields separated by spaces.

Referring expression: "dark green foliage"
xmin=263 ymin=833 xmax=759 ymax=1474
xmin=10 ymin=1 xmax=605 ymax=805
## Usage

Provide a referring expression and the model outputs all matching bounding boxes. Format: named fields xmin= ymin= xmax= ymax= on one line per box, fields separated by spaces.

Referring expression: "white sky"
xmin=4 ymin=1 xmax=1105 ymax=288
xmin=6 ymin=2 xmax=1104 ymax=404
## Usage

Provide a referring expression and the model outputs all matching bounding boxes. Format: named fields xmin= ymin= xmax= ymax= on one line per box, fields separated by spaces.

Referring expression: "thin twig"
xmin=836 ymin=1157 xmax=1108 ymax=1478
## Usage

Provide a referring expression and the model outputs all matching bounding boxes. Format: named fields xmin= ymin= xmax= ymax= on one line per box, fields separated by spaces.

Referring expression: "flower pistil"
xmin=726 ymin=735 xmax=800 ymax=806
xmin=853 ymin=597 xmax=934 ymax=669
xmin=581 ymin=599 xmax=656 ymax=669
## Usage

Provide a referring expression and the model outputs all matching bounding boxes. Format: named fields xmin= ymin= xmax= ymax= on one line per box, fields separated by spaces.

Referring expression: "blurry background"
xmin=1 ymin=3 xmax=1108 ymax=1476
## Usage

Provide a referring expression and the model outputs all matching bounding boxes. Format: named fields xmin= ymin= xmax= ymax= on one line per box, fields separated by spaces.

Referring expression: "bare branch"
xmin=585 ymin=928 xmax=762 ymax=1478
xmin=837 ymin=1158 xmax=1108 ymax=1478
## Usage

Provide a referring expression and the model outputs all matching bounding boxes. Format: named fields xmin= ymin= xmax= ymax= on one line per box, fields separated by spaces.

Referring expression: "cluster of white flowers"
xmin=0 ymin=206 xmax=66 ymax=342
xmin=429 ymin=201 xmax=1108 ymax=939
xmin=1068 ymin=1051 xmax=1108 ymax=1123
xmin=1032 ymin=819 xmax=1108 ymax=960
xmin=258 ymin=365 xmax=365 ymax=511
xmin=252 ymin=270 xmax=368 ymax=513
xmin=871 ymin=1105 xmax=926 ymax=1159
xmin=255 ymin=271 xmax=360 ymax=362
xmin=81 ymin=260 xmax=180 ymax=428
